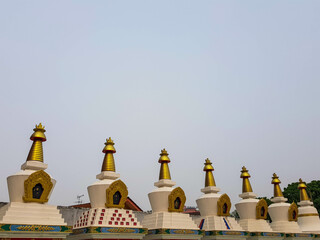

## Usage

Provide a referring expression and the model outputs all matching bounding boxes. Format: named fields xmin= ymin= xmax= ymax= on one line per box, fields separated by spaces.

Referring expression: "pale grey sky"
xmin=0 ymin=1 xmax=319 ymax=210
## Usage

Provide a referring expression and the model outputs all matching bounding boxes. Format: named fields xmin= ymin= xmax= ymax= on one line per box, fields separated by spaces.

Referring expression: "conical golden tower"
xmin=101 ymin=137 xmax=116 ymax=172
xmin=298 ymin=178 xmax=310 ymax=201
xmin=271 ymin=173 xmax=284 ymax=197
xmin=203 ymin=158 xmax=216 ymax=187
xmin=26 ymin=123 xmax=47 ymax=162
xmin=158 ymin=149 xmax=171 ymax=180
xmin=240 ymin=166 xmax=253 ymax=193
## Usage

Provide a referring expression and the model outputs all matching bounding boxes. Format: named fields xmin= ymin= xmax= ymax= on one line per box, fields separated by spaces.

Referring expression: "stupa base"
xmin=0 ymin=202 xmax=67 ymax=226
xmin=196 ymin=216 xmax=243 ymax=231
xmin=238 ymin=219 xmax=273 ymax=233
xmin=270 ymin=221 xmax=301 ymax=234
xmin=142 ymin=212 xmax=198 ymax=230
xmin=71 ymin=208 xmax=147 ymax=240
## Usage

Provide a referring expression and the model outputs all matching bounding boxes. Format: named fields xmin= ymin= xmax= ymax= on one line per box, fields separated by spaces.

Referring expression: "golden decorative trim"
xmin=173 ymin=229 xmax=195 ymax=234
xmin=168 ymin=187 xmax=186 ymax=212
xmin=107 ymin=228 xmax=135 ymax=233
xmin=256 ymin=199 xmax=268 ymax=219
xmin=16 ymin=225 xmax=55 ymax=231
xmin=105 ymin=179 xmax=128 ymax=208
xmin=221 ymin=231 xmax=243 ymax=236
xmin=217 ymin=193 xmax=231 ymax=216
xmin=23 ymin=170 xmax=53 ymax=203
xmin=288 ymin=202 xmax=298 ymax=221
xmin=298 ymin=213 xmax=319 ymax=217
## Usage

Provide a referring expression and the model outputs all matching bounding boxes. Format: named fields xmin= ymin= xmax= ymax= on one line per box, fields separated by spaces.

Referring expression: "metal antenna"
xmin=75 ymin=194 xmax=84 ymax=204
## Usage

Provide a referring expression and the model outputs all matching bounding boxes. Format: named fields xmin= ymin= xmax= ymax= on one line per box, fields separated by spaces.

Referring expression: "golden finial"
xmin=158 ymin=149 xmax=171 ymax=180
xmin=240 ymin=166 xmax=253 ymax=193
xmin=101 ymin=137 xmax=116 ymax=172
xmin=26 ymin=123 xmax=47 ymax=162
xmin=30 ymin=123 xmax=46 ymax=141
xmin=203 ymin=158 xmax=216 ymax=187
xmin=271 ymin=173 xmax=284 ymax=197
xmin=35 ymin=123 xmax=45 ymax=130
xmin=298 ymin=178 xmax=310 ymax=201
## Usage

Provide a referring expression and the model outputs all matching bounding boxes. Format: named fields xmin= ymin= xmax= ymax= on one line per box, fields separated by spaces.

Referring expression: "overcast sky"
xmin=0 ymin=1 xmax=319 ymax=211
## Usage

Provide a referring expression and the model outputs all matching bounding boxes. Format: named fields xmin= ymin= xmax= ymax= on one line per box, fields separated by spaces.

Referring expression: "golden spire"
xmin=203 ymin=158 xmax=216 ymax=187
xmin=26 ymin=123 xmax=47 ymax=162
xmin=240 ymin=166 xmax=253 ymax=193
xmin=298 ymin=178 xmax=310 ymax=201
xmin=101 ymin=137 xmax=116 ymax=172
xmin=271 ymin=173 xmax=284 ymax=197
xmin=158 ymin=149 xmax=171 ymax=180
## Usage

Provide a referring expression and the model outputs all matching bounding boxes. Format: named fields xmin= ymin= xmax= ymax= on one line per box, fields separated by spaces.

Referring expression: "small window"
xmin=292 ymin=210 xmax=297 ymax=220
xmin=113 ymin=191 xmax=121 ymax=205
xmin=223 ymin=203 xmax=228 ymax=214
xmin=174 ymin=197 xmax=181 ymax=209
xmin=32 ymin=183 xmax=44 ymax=199
xmin=260 ymin=207 xmax=265 ymax=217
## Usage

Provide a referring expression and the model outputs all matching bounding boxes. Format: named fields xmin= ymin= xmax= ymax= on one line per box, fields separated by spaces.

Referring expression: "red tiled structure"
xmin=183 ymin=207 xmax=200 ymax=216
xmin=70 ymin=196 xmax=143 ymax=212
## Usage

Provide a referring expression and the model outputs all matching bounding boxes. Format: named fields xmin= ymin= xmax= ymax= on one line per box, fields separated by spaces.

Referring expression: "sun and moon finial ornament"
xmin=203 ymin=158 xmax=216 ymax=187
xmin=298 ymin=178 xmax=310 ymax=201
xmin=271 ymin=173 xmax=284 ymax=198
xmin=26 ymin=123 xmax=47 ymax=162
xmin=158 ymin=149 xmax=171 ymax=180
xmin=240 ymin=166 xmax=253 ymax=193
xmin=101 ymin=137 xmax=116 ymax=172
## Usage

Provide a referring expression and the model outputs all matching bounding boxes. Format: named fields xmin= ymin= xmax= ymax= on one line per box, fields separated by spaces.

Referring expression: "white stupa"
xmin=69 ymin=138 xmax=146 ymax=239
xmin=0 ymin=123 xmax=69 ymax=239
xmin=268 ymin=173 xmax=301 ymax=233
xmin=235 ymin=166 xmax=272 ymax=232
xmin=297 ymin=179 xmax=320 ymax=233
xmin=196 ymin=158 xmax=242 ymax=231
xmin=141 ymin=149 xmax=201 ymax=240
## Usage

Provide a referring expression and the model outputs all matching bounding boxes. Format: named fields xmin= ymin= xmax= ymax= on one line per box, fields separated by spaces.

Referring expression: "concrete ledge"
xmin=154 ymin=179 xmax=176 ymax=188
xmin=298 ymin=200 xmax=313 ymax=207
xmin=271 ymin=197 xmax=288 ymax=203
xmin=239 ymin=192 xmax=257 ymax=199
xmin=201 ymin=186 xmax=220 ymax=194
xmin=96 ymin=171 xmax=120 ymax=180
xmin=21 ymin=161 xmax=48 ymax=171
